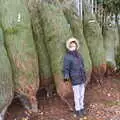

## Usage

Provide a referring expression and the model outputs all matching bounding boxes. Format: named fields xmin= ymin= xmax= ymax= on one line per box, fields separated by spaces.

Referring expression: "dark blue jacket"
xmin=63 ymin=51 xmax=86 ymax=85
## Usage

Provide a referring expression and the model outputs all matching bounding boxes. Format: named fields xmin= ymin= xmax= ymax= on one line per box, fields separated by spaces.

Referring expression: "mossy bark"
xmin=103 ymin=26 xmax=120 ymax=74
xmin=37 ymin=0 xmax=73 ymax=99
xmin=103 ymin=26 xmax=117 ymax=66
xmin=0 ymin=27 xmax=13 ymax=112
xmin=0 ymin=0 xmax=39 ymax=112
xmin=113 ymin=26 xmax=120 ymax=70
xmin=28 ymin=3 xmax=53 ymax=88
xmin=60 ymin=0 xmax=92 ymax=84
xmin=83 ymin=3 xmax=106 ymax=82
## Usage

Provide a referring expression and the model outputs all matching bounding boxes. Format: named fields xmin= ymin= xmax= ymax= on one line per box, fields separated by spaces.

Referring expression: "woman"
xmin=63 ymin=37 xmax=86 ymax=117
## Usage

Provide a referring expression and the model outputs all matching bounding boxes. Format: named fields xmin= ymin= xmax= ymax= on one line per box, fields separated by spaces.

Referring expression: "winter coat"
xmin=63 ymin=51 xmax=86 ymax=85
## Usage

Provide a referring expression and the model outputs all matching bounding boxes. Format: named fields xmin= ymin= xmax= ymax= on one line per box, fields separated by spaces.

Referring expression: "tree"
xmin=103 ymin=0 xmax=120 ymax=41
xmin=0 ymin=27 xmax=13 ymax=120
xmin=83 ymin=0 xmax=106 ymax=84
xmin=0 ymin=0 xmax=39 ymax=112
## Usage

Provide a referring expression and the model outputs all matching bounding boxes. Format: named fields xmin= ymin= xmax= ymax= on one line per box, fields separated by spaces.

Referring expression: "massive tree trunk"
xmin=28 ymin=1 xmax=53 ymax=89
xmin=114 ymin=14 xmax=120 ymax=70
xmin=83 ymin=1 xmax=106 ymax=83
xmin=103 ymin=26 xmax=118 ymax=66
xmin=0 ymin=0 xmax=39 ymax=112
xmin=60 ymin=0 xmax=92 ymax=85
xmin=103 ymin=26 xmax=119 ymax=74
xmin=115 ymin=13 xmax=120 ymax=44
xmin=0 ymin=27 xmax=13 ymax=119
xmin=36 ymin=0 xmax=74 ymax=110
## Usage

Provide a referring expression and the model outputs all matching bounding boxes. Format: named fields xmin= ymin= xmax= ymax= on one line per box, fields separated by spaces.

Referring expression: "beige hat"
xmin=66 ymin=37 xmax=80 ymax=50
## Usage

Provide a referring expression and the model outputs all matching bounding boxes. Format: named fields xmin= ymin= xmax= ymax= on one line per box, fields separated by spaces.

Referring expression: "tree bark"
xmin=37 ymin=0 xmax=74 ymax=110
xmin=28 ymin=1 xmax=53 ymax=89
xmin=0 ymin=0 xmax=39 ymax=112
xmin=103 ymin=25 xmax=118 ymax=75
xmin=83 ymin=1 xmax=106 ymax=84
xmin=115 ymin=13 xmax=120 ymax=46
xmin=0 ymin=27 xmax=13 ymax=119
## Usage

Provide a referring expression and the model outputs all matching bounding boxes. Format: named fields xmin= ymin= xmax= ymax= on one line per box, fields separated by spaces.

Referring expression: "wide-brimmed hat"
xmin=66 ymin=37 xmax=80 ymax=50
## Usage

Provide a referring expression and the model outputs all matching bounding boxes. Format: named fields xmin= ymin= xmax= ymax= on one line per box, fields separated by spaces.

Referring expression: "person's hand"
xmin=64 ymin=80 xmax=70 ymax=86
xmin=64 ymin=78 xmax=69 ymax=82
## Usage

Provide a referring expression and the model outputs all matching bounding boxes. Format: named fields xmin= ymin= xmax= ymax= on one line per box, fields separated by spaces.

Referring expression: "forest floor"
xmin=5 ymin=75 xmax=120 ymax=120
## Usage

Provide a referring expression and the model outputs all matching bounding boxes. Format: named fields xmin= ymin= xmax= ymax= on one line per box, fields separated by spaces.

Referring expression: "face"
xmin=69 ymin=42 xmax=77 ymax=51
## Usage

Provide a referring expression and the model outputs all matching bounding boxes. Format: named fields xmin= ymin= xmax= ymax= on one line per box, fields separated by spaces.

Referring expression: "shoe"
xmin=80 ymin=109 xmax=87 ymax=116
xmin=73 ymin=110 xmax=79 ymax=118
xmin=74 ymin=110 xmax=84 ymax=117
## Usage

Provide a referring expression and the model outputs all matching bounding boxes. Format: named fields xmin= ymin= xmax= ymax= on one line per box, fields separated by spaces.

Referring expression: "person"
xmin=63 ymin=37 xmax=86 ymax=117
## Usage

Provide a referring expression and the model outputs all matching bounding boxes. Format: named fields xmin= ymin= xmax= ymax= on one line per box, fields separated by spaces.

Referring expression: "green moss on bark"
xmin=103 ymin=26 xmax=118 ymax=66
xmin=38 ymin=0 xmax=72 ymax=85
xmin=83 ymin=4 xmax=106 ymax=68
xmin=0 ymin=0 xmax=39 ymax=111
xmin=0 ymin=27 xmax=13 ymax=111
xmin=29 ymin=5 xmax=53 ymax=86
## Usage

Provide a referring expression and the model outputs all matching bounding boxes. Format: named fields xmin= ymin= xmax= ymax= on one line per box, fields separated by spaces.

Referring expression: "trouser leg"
xmin=79 ymin=83 xmax=85 ymax=110
xmin=72 ymin=85 xmax=81 ymax=111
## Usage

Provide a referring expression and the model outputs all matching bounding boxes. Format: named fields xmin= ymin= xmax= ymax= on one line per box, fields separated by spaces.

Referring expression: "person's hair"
xmin=70 ymin=41 xmax=77 ymax=47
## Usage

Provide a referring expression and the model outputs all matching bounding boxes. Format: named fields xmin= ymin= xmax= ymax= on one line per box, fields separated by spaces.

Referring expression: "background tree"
xmin=103 ymin=0 xmax=120 ymax=40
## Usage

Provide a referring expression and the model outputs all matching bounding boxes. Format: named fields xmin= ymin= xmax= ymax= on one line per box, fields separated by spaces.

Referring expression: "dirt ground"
xmin=5 ymin=75 xmax=120 ymax=120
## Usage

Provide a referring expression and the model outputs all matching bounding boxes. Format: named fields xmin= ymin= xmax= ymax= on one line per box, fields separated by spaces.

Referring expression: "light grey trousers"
xmin=72 ymin=83 xmax=85 ymax=111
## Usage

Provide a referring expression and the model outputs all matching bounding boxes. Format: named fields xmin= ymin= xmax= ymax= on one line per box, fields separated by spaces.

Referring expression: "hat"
xmin=66 ymin=37 xmax=80 ymax=50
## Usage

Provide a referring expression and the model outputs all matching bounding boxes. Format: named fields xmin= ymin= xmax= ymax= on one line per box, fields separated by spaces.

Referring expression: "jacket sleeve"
xmin=63 ymin=55 xmax=71 ymax=79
